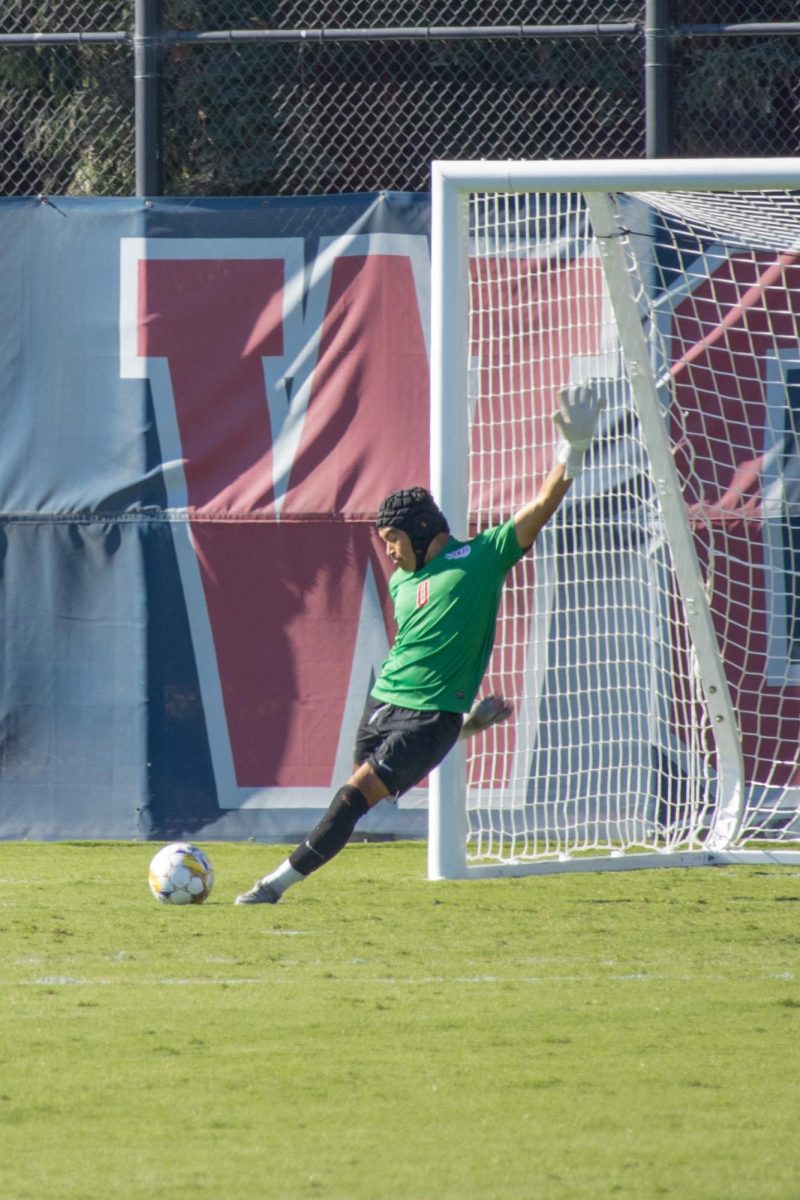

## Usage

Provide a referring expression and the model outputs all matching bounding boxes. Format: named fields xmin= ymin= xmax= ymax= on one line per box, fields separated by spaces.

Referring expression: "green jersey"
xmin=372 ymin=518 xmax=525 ymax=713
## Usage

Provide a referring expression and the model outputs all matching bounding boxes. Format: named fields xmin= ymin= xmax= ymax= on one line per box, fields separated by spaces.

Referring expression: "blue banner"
xmin=0 ymin=194 xmax=432 ymax=840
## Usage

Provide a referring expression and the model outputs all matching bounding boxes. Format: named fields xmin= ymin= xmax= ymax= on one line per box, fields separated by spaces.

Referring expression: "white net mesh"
xmin=464 ymin=185 xmax=800 ymax=864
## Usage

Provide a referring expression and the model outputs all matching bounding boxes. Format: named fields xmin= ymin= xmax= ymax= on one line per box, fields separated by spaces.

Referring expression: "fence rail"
xmin=0 ymin=1 xmax=799 ymax=198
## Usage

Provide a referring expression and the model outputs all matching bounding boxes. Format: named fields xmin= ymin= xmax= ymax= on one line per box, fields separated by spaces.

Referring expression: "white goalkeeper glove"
xmin=459 ymin=694 xmax=513 ymax=741
xmin=553 ymin=383 xmax=606 ymax=480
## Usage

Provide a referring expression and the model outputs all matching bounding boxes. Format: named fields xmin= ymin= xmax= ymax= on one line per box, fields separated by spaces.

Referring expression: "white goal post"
xmin=428 ymin=158 xmax=800 ymax=879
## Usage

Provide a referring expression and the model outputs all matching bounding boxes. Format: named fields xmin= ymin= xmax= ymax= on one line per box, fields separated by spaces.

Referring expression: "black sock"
xmin=289 ymin=784 xmax=370 ymax=877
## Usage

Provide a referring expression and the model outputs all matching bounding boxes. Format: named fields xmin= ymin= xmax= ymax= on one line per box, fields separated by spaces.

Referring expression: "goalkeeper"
xmin=235 ymin=384 xmax=604 ymax=904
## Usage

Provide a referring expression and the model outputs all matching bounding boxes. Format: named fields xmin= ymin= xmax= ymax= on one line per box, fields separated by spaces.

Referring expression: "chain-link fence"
xmin=1 ymin=2 xmax=799 ymax=197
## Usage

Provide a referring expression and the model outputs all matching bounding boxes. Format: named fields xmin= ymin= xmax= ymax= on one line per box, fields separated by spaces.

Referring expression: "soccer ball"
xmin=148 ymin=842 xmax=214 ymax=905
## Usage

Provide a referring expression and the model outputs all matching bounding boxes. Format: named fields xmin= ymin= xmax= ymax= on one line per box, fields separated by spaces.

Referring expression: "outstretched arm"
xmin=514 ymin=383 xmax=606 ymax=552
xmin=513 ymin=460 xmax=572 ymax=552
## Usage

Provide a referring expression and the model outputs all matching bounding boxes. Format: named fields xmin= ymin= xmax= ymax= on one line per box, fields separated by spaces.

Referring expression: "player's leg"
xmin=234 ymin=704 xmax=462 ymax=905
xmin=280 ymin=764 xmax=388 ymax=874
xmin=234 ymin=700 xmax=391 ymax=905
xmin=233 ymin=764 xmax=387 ymax=905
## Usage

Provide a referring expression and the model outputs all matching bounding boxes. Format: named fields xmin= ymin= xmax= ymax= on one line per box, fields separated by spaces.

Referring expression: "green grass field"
xmin=2 ymin=841 xmax=800 ymax=1200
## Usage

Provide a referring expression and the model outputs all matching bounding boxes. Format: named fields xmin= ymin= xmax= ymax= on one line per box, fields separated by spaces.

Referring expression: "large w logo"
xmin=120 ymin=233 xmax=430 ymax=810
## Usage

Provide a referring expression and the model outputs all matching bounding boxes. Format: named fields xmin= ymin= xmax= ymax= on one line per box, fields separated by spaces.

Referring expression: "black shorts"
xmin=353 ymin=696 xmax=464 ymax=797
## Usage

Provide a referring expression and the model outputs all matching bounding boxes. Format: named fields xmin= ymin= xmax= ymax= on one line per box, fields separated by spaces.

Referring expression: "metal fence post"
xmin=645 ymin=0 xmax=672 ymax=157
xmin=134 ymin=0 xmax=163 ymax=196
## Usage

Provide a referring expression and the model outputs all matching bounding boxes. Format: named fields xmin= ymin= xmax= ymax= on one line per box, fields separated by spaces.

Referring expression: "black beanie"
xmin=376 ymin=487 xmax=450 ymax=571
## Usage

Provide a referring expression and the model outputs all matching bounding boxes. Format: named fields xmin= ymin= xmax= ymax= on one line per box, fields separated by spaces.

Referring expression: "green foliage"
xmin=1 ymin=5 xmax=800 ymax=195
xmin=0 ymin=40 xmax=134 ymax=196
xmin=2 ymin=840 xmax=800 ymax=1199
xmin=675 ymin=35 xmax=800 ymax=157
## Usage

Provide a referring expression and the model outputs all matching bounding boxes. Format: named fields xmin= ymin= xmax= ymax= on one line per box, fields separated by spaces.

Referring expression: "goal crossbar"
xmin=432 ymin=157 xmax=800 ymax=196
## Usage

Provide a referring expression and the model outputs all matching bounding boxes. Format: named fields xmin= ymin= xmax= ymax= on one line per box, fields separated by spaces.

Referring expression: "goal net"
xmin=428 ymin=159 xmax=800 ymax=878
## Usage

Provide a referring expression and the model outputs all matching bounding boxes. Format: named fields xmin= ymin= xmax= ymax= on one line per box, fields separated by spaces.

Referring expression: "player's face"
xmin=379 ymin=527 xmax=416 ymax=571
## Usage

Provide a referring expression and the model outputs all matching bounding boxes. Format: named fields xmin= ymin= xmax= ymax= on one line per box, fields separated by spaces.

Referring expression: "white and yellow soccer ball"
xmin=148 ymin=842 xmax=214 ymax=905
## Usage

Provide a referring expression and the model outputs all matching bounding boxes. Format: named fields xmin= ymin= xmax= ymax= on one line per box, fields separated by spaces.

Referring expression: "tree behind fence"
xmin=0 ymin=1 xmax=798 ymax=197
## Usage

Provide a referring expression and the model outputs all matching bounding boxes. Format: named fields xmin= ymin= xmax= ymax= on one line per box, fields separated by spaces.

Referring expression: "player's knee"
xmin=349 ymin=763 xmax=391 ymax=806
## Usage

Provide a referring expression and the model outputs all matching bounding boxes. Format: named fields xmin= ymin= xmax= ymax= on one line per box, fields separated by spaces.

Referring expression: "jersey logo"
xmin=416 ymin=579 xmax=430 ymax=608
xmin=445 ymin=545 xmax=471 ymax=560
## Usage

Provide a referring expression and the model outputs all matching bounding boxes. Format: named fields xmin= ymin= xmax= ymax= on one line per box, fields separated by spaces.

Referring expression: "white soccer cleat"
xmin=234 ymin=879 xmax=282 ymax=905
